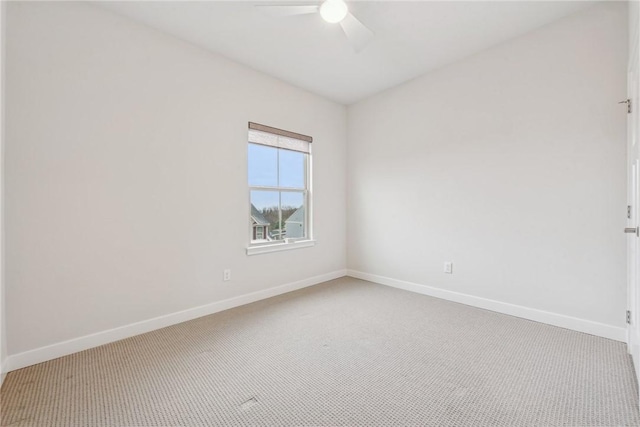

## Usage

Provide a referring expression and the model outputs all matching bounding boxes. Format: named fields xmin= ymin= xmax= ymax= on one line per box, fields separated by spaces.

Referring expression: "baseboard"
xmin=347 ymin=270 xmax=626 ymax=342
xmin=6 ymin=269 xmax=347 ymax=372
xmin=8 ymin=268 xmax=621 ymax=372
xmin=0 ymin=361 xmax=6 ymax=388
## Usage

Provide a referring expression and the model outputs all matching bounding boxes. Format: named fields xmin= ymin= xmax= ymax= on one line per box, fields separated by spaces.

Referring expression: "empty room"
xmin=0 ymin=0 xmax=639 ymax=425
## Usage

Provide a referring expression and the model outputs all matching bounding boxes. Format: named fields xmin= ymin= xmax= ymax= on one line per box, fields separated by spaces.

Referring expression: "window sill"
xmin=246 ymin=240 xmax=316 ymax=256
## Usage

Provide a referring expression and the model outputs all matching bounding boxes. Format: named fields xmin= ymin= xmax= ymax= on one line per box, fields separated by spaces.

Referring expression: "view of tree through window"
xmin=248 ymin=126 xmax=310 ymax=245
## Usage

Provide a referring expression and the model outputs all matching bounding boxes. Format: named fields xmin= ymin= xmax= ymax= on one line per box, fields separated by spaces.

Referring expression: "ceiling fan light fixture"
xmin=319 ymin=0 xmax=348 ymax=24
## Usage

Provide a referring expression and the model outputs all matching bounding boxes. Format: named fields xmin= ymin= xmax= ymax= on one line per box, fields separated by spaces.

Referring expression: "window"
xmin=247 ymin=122 xmax=313 ymax=255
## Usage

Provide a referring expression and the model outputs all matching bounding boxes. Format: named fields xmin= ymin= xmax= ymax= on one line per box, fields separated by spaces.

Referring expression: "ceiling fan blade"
xmin=255 ymin=5 xmax=319 ymax=17
xmin=339 ymin=12 xmax=374 ymax=53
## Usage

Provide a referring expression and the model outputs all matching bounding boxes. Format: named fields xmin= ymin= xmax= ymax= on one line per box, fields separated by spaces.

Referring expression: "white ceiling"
xmin=98 ymin=1 xmax=597 ymax=105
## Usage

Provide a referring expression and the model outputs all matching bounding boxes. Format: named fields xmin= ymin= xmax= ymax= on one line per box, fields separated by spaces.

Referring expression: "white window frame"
xmin=247 ymin=123 xmax=315 ymax=256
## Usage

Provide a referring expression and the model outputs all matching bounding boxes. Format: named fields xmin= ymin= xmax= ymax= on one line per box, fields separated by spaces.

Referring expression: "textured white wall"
xmin=6 ymin=2 xmax=347 ymax=356
xmin=347 ymin=2 xmax=627 ymax=328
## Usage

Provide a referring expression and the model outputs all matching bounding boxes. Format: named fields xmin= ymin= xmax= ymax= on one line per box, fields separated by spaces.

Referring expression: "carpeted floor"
xmin=1 ymin=277 xmax=639 ymax=426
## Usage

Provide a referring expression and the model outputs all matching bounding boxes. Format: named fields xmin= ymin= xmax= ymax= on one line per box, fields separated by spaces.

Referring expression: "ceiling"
xmin=98 ymin=1 xmax=597 ymax=105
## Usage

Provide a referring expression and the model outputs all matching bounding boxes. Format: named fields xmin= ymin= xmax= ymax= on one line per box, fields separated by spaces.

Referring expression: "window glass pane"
xmin=248 ymin=143 xmax=277 ymax=187
xmin=250 ymin=190 xmax=280 ymax=242
xmin=282 ymin=192 xmax=305 ymax=239
xmin=279 ymin=149 xmax=305 ymax=189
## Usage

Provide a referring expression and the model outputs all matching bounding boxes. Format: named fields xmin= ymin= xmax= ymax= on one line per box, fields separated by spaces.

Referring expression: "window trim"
xmin=247 ymin=124 xmax=313 ymax=255
xmin=246 ymin=239 xmax=316 ymax=256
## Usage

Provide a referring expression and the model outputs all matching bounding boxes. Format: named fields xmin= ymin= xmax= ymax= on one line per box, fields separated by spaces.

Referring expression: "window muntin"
xmin=248 ymin=123 xmax=311 ymax=248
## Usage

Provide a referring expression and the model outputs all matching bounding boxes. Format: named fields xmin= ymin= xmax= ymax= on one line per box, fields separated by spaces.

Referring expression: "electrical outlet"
xmin=223 ymin=269 xmax=231 ymax=281
xmin=444 ymin=262 xmax=453 ymax=274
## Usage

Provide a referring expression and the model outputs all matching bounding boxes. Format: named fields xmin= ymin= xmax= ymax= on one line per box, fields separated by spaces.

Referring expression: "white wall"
xmin=6 ymin=2 xmax=346 ymax=360
xmin=0 ymin=0 xmax=6 ymax=387
xmin=347 ymin=2 xmax=627 ymax=333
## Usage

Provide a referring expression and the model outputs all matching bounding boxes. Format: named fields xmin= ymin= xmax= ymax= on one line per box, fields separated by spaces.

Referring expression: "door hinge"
xmin=627 ymin=310 xmax=632 ymax=324
xmin=620 ymin=99 xmax=632 ymax=114
xmin=628 ymin=205 xmax=632 ymax=219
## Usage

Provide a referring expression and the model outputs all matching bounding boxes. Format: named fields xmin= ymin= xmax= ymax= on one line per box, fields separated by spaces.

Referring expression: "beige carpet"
xmin=1 ymin=277 xmax=639 ymax=426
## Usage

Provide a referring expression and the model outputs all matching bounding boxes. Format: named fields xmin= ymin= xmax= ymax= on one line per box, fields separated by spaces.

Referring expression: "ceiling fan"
xmin=256 ymin=0 xmax=374 ymax=53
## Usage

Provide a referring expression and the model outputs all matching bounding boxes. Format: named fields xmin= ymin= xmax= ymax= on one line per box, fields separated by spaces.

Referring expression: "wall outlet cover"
xmin=444 ymin=262 xmax=453 ymax=274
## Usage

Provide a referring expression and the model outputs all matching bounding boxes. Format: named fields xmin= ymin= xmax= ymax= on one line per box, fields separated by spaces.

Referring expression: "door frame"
xmin=627 ymin=7 xmax=640 ymax=386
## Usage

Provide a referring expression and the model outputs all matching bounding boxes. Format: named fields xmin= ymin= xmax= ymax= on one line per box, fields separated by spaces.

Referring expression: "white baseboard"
xmin=6 ymin=269 xmax=347 ymax=372
xmin=0 ymin=361 xmax=6 ymax=389
xmin=347 ymin=270 xmax=626 ymax=342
